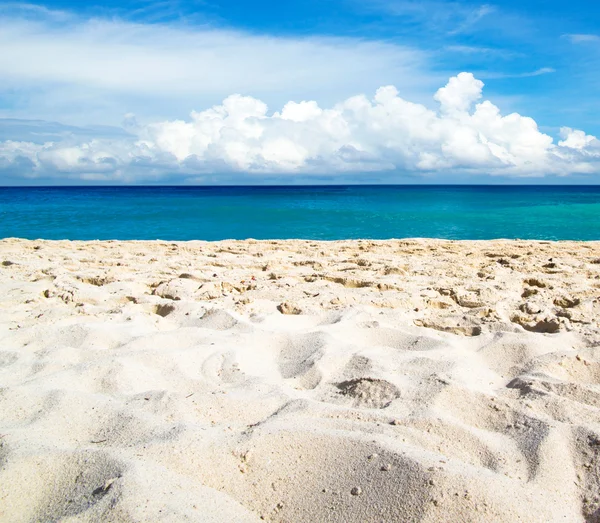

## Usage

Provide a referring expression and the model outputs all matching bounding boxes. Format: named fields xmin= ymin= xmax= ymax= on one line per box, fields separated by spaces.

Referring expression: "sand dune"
xmin=1 ymin=239 xmax=600 ymax=522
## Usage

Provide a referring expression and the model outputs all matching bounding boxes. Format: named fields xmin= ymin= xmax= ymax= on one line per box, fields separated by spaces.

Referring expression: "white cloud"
xmin=363 ymin=1 xmax=495 ymax=35
xmin=477 ymin=67 xmax=556 ymax=80
xmin=445 ymin=45 xmax=518 ymax=58
xmin=447 ymin=4 xmax=495 ymax=35
xmin=433 ymin=73 xmax=484 ymax=114
xmin=565 ymin=34 xmax=600 ymax=44
xmin=0 ymin=8 xmax=433 ymax=125
xmin=1 ymin=72 xmax=599 ymax=182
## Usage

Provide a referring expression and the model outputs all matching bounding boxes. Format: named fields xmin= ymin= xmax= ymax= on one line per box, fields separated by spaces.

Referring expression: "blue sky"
xmin=0 ymin=0 xmax=599 ymax=184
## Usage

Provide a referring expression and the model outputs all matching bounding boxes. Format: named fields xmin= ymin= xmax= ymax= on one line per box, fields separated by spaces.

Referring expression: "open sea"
xmin=1 ymin=185 xmax=599 ymax=241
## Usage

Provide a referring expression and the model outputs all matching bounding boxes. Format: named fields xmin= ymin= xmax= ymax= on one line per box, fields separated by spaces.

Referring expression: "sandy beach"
xmin=1 ymin=238 xmax=600 ymax=522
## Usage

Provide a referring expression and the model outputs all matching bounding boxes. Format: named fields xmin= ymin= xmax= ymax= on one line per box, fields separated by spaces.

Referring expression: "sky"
xmin=0 ymin=0 xmax=599 ymax=184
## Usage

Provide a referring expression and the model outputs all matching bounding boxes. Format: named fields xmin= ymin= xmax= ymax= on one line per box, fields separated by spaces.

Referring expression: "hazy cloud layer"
xmin=1 ymin=73 xmax=599 ymax=182
xmin=0 ymin=9 xmax=433 ymax=125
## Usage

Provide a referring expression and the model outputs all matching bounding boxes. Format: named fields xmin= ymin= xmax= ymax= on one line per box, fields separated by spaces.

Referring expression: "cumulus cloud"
xmin=1 ymin=73 xmax=599 ymax=182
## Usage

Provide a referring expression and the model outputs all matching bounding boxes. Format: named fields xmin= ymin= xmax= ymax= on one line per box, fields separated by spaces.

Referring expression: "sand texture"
xmin=1 ymin=238 xmax=600 ymax=522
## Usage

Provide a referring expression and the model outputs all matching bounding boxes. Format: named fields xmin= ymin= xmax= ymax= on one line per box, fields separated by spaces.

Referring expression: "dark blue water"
xmin=1 ymin=186 xmax=599 ymax=241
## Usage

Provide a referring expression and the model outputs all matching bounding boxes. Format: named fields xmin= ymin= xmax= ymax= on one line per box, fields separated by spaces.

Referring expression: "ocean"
xmin=1 ymin=185 xmax=599 ymax=241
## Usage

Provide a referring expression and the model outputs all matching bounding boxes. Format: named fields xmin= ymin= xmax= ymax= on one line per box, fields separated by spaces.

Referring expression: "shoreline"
xmin=1 ymin=238 xmax=600 ymax=521
xmin=3 ymin=237 xmax=600 ymax=243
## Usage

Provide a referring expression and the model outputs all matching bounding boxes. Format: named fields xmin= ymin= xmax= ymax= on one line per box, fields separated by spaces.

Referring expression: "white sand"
xmin=1 ymin=238 xmax=600 ymax=522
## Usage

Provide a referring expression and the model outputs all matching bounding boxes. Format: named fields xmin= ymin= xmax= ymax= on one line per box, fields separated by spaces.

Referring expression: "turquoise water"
xmin=0 ymin=186 xmax=599 ymax=241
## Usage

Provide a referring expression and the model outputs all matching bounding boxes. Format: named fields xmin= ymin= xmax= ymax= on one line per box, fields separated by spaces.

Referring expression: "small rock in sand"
xmin=277 ymin=302 xmax=302 ymax=315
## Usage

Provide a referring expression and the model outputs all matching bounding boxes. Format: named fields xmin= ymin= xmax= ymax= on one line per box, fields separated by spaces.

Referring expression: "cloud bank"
xmin=1 ymin=73 xmax=599 ymax=182
xmin=0 ymin=9 xmax=431 ymax=126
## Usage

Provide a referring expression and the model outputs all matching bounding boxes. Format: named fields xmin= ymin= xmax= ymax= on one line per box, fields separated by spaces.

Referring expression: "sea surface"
xmin=1 ymin=185 xmax=599 ymax=241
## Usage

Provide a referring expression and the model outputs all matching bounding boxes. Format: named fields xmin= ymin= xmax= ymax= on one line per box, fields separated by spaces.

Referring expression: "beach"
xmin=1 ymin=237 xmax=600 ymax=522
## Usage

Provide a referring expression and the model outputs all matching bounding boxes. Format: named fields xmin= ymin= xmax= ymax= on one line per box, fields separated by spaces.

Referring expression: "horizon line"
xmin=2 ymin=183 xmax=600 ymax=188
